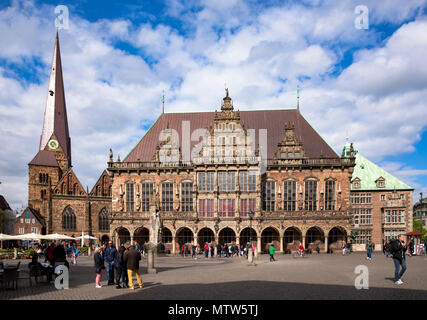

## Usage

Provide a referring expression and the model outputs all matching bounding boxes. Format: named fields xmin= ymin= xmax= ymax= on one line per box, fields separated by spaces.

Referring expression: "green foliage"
xmin=0 ymin=208 xmax=9 ymax=232
xmin=413 ymin=219 xmax=427 ymax=242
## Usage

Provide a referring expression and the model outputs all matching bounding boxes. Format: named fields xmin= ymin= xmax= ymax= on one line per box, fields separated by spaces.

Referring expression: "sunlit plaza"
xmin=1 ymin=253 xmax=427 ymax=300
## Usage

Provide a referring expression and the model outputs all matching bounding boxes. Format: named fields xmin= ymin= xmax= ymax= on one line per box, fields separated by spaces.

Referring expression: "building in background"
xmin=348 ymin=146 xmax=414 ymax=251
xmin=13 ymin=207 xmax=45 ymax=236
xmin=413 ymin=193 xmax=427 ymax=228
xmin=26 ymin=33 xmax=112 ymax=243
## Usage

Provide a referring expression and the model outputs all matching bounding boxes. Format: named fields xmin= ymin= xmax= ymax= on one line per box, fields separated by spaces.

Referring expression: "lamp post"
xmin=247 ymin=210 xmax=255 ymax=266
xmin=249 ymin=210 xmax=254 ymax=246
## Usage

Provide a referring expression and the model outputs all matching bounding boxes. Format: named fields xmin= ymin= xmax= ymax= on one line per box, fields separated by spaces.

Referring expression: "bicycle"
xmin=293 ymin=249 xmax=306 ymax=258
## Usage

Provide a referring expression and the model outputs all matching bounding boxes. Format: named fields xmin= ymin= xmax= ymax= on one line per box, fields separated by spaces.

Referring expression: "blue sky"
xmin=0 ymin=0 xmax=427 ymax=209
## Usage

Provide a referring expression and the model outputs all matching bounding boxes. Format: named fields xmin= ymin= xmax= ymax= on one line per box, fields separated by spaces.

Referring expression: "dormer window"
xmin=353 ymin=178 xmax=361 ymax=189
xmin=376 ymin=177 xmax=385 ymax=188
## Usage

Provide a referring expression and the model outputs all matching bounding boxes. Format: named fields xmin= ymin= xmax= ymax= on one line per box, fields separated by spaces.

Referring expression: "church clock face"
xmin=48 ymin=139 xmax=59 ymax=150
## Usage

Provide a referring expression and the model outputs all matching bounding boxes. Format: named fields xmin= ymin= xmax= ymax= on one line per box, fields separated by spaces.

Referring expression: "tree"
xmin=0 ymin=208 xmax=9 ymax=233
xmin=413 ymin=219 xmax=427 ymax=242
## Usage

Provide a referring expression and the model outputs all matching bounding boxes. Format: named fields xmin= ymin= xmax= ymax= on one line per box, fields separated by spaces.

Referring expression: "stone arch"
xmin=283 ymin=226 xmax=302 ymax=252
xmin=218 ymin=227 xmax=236 ymax=245
xmin=305 ymin=226 xmax=325 ymax=251
xmin=239 ymin=227 xmax=258 ymax=247
xmin=261 ymin=226 xmax=280 ymax=253
xmin=197 ymin=227 xmax=215 ymax=247
xmin=134 ymin=227 xmax=149 ymax=247
xmin=176 ymin=227 xmax=193 ymax=251
xmin=115 ymin=227 xmax=130 ymax=246
xmin=62 ymin=206 xmax=76 ymax=231
xmin=328 ymin=226 xmax=347 ymax=251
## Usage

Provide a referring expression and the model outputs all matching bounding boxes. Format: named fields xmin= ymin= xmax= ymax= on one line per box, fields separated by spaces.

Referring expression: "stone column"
xmin=236 ymin=236 xmax=240 ymax=247
xmin=214 ymin=236 xmax=218 ymax=257
xmin=256 ymin=236 xmax=261 ymax=256
xmin=147 ymin=243 xmax=157 ymax=274
xmin=280 ymin=235 xmax=284 ymax=253
xmin=324 ymin=236 xmax=328 ymax=253
xmin=302 ymin=236 xmax=306 ymax=249
xmin=193 ymin=235 xmax=198 ymax=246
xmin=130 ymin=235 xmax=134 ymax=246
xmin=172 ymin=236 xmax=176 ymax=255
xmin=115 ymin=231 xmax=119 ymax=248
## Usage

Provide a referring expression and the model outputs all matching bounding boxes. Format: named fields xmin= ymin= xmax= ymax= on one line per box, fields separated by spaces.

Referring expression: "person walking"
xmin=114 ymin=245 xmax=126 ymax=289
xmin=104 ymin=240 xmax=117 ymax=286
xmin=409 ymin=239 xmax=414 ymax=257
xmin=269 ymin=244 xmax=276 ymax=262
xmin=366 ymin=240 xmax=374 ymax=260
xmin=390 ymin=234 xmax=407 ymax=285
xmin=204 ymin=243 xmax=209 ymax=258
xmin=94 ymin=247 xmax=105 ymax=288
xmin=124 ymin=244 xmax=143 ymax=290
xmin=53 ymin=241 xmax=69 ymax=268
xmin=192 ymin=244 xmax=197 ymax=260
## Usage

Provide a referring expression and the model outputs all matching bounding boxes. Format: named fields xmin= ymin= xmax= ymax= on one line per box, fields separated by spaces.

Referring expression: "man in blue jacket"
xmin=104 ymin=240 xmax=117 ymax=285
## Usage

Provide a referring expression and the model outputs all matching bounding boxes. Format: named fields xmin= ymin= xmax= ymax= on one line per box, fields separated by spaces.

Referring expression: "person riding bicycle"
xmin=298 ymin=244 xmax=305 ymax=256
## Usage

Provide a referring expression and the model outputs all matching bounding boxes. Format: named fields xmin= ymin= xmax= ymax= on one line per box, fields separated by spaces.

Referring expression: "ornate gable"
xmin=54 ymin=168 xmax=87 ymax=196
xmin=275 ymin=121 xmax=305 ymax=161
xmin=90 ymin=170 xmax=112 ymax=197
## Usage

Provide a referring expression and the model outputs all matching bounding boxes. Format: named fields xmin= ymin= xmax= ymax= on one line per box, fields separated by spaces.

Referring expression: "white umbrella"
xmin=43 ymin=233 xmax=76 ymax=241
xmin=0 ymin=233 xmax=17 ymax=240
xmin=76 ymin=235 xmax=97 ymax=240
xmin=14 ymin=233 xmax=47 ymax=241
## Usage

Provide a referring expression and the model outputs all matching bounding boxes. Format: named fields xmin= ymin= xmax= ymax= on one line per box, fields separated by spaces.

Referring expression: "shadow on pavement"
xmin=105 ymin=280 xmax=427 ymax=300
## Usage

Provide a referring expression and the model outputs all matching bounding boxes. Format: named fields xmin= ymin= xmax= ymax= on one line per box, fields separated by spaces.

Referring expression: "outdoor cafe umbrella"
xmin=76 ymin=232 xmax=97 ymax=246
xmin=0 ymin=233 xmax=17 ymax=240
xmin=43 ymin=233 xmax=76 ymax=241
xmin=12 ymin=233 xmax=47 ymax=241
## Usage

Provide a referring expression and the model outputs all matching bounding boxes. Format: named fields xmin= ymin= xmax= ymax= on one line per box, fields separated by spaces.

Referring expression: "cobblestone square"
xmin=1 ymin=252 xmax=427 ymax=300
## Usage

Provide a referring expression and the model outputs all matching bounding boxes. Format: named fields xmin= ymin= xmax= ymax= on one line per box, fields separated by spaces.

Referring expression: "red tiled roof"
xmin=28 ymin=150 xmax=59 ymax=167
xmin=124 ymin=109 xmax=338 ymax=162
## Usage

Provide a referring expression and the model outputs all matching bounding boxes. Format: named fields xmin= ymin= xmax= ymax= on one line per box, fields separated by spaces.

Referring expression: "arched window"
xmin=62 ymin=206 xmax=76 ymax=231
xmin=99 ymin=208 xmax=109 ymax=232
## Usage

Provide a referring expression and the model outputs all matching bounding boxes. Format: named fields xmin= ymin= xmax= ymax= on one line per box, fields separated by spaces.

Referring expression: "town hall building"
xmin=22 ymin=33 xmax=413 ymax=253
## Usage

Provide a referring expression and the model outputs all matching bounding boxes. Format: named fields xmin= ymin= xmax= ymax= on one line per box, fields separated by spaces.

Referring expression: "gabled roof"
xmin=351 ymin=153 xmax=413 ymax=191
xmin=17 ymin=207 xmax=46 ymax=227
xmin=53 ymin=168 xmax=87 ymax=196
xmin=28 ymin=150 xmax=59 ymax=167
xmin=125 ymin=109 xmax=338 ymax=162
xmin=89 ymin=170 xmax=111 ymax=196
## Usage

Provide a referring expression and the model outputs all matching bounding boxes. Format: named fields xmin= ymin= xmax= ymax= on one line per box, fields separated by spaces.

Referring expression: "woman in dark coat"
xmin=94 ymin=247 xmax=105 ymax=288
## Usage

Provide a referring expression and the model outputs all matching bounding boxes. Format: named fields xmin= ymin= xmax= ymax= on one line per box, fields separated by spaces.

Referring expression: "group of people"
xmin=93 ymin=240 xmax=143 ymax=289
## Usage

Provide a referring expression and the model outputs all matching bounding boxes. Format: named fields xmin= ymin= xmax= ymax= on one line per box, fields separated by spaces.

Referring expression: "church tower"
xmin=28 ymin=32 xmax=72 ymax=230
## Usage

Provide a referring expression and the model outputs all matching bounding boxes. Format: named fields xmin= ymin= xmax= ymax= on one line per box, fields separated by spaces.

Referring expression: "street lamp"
xmin=248 ymin=210 xmax=254 ymax=246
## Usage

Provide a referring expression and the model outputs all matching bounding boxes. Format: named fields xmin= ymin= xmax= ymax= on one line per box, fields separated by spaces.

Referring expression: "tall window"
xmin=218 ymin=172 xmax=235 ymax=192
xmin=240 ymin=198 xmax=256 ymax=216
xmin=305 ymin=180 xmax=317 ymax=211
xmin=325 ymin=180 xmax=335 ymax=210
xmin=239 ymin=172 xmax=257 ymax=192
xmin=239 ymin=172 xmax=248 ymax=191
xmin=99 ymin=208 xmax=109 ymax=232
xmin=162 ymin=183 xmax=173 ymax=211
xmin=353 ymin=230 xmax=372 ymax=244
xmin=351 ymin=193 xmax=372 ymax=204
xmin=181 ymin=182 xmax=193 ymax=212
xmin=62 ymin=206 xmax=76 ymax=231
xmin=141 ymin=183 xmax=153 ymax=212
xmin=262 ymin=181 xmax=275 ymax=212
xmin=353 ymin=208 xmax=372 ymax=225
xmin=199 ymin=199 xmax=214 ymax=217
xmin=283 ymin=181 xmax=296 ymax=211
xmin=385 ymin=210 xmax=405 ymax=224
xmin=219 ymin=199 xmax=235 ymax=217
xmin=126 ymin=183 xmax=134 ymax=212
xmin=198 ymin=172 xmax=214 ymax=192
